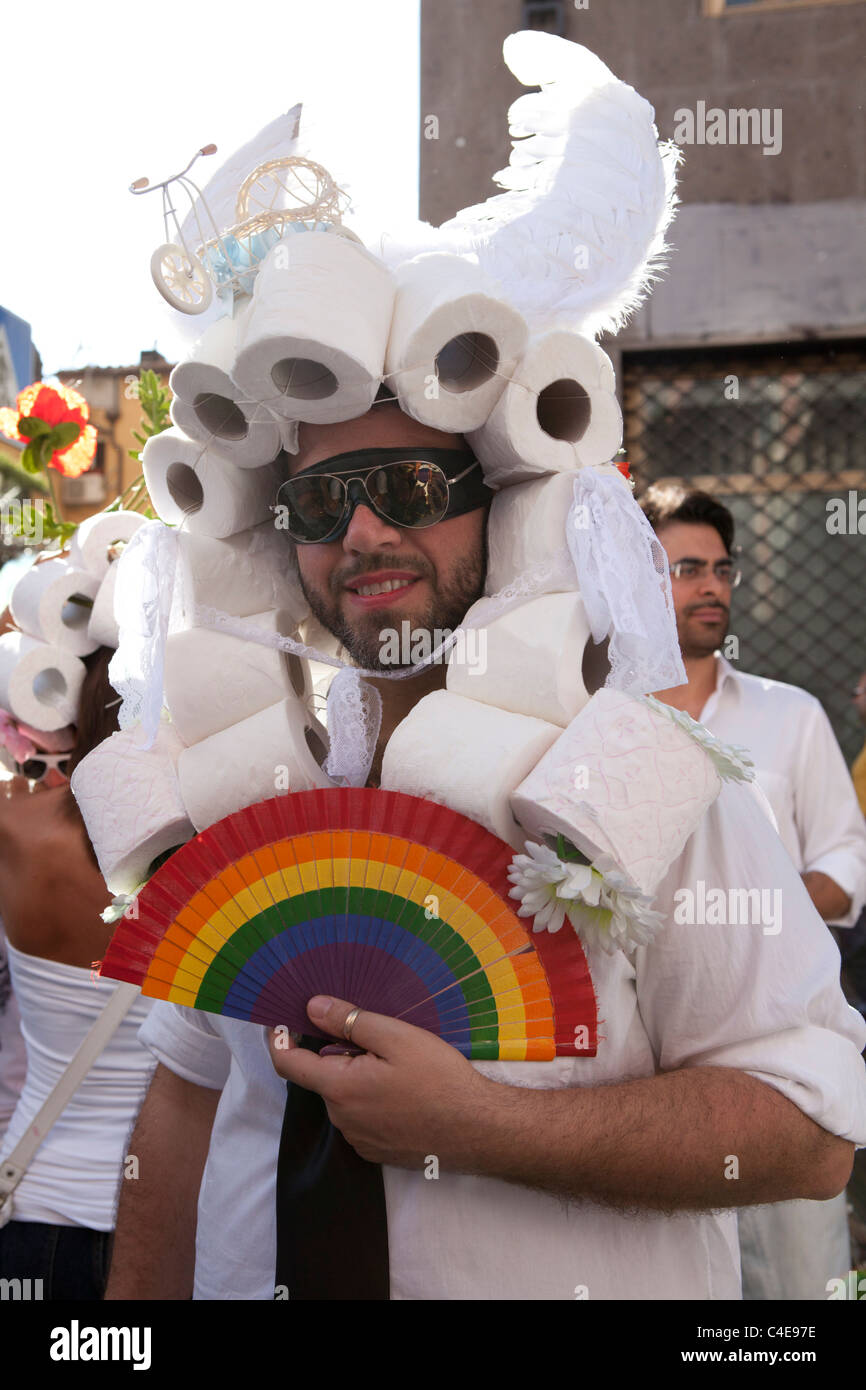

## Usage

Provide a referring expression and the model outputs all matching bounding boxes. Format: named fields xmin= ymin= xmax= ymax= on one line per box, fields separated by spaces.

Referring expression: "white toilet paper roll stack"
xmin=232 ymin=231 xmax=396 ymax=424
xmin=71 ymin=722 xmax=193 ymax=895
xmin=467 ymin=332 xmax=623 ymax=487
xmin=87 ymin=564 xmax=120 ymax=648
xmin=10 ymin=559 xmax=100 ymax=657
xmin=511 ymin=689 xmax=722 ymax=895
xmin=447 ymin=592 xmax=592 ymax=727
xmin=67 ymin=509 xmax=147 ymax=580
xmin=142 ymin=428 xmax=281 ymax=539
xmin=164 ymin=609 xmax=311 ymax=745
xmin=0 ymin=632 xmax=86 ymax=730
xmin=380 ymin=689 xmax=560 ymax=848
xmin=175 ymin=525 xmax=309 ymax=623
xmin=384 ymin=253 xmax=527 ymax=431
xmin=178 ymin=697 xmax=332 ymax=832
xmin=169 ymin=310 xmax=282 ymax=468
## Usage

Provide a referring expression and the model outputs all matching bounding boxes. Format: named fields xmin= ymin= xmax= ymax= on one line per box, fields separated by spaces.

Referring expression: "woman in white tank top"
xmin=0 ymin=646 xmax=158 ymax=1299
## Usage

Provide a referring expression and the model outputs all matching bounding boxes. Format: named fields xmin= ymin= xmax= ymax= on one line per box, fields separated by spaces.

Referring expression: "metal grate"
xmin=624 ymin=340 xmax=866 ymax=762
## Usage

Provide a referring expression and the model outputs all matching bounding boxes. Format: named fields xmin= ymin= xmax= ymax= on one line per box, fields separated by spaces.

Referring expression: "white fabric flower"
xmin=508 ymin=841 xmax=666 ymax=955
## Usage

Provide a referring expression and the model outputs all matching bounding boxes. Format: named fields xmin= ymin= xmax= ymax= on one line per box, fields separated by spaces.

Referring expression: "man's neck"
xmin=654 ymin=652 xmax=719 ymax=721
xmin=365 ymin=662 xmax=448 ymax=787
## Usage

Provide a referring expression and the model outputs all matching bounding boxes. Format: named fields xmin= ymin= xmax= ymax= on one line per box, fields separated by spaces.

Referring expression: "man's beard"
xmin=678 ymin=603 xmax=729 ymax=660
xmin=297 ymin=536 xmax=487 ymax=672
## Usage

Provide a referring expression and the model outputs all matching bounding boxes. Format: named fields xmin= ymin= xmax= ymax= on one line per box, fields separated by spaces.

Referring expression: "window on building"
xmin=521 ymin=1 xmax=566 ymax=36
xmin=704 ymin=0 xmax=859 ymax=14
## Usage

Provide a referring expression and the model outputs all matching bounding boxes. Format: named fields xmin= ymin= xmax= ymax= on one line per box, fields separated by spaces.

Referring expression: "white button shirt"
xmin=700 ymin=657 xmax=866 ymax=927
xmin=139 ymin=778 xmax=866 ymax=1301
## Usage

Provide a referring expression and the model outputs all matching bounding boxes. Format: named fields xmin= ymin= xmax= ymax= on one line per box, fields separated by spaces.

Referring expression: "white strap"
xmin=0 ymin=981 xmax=141 ymax=1225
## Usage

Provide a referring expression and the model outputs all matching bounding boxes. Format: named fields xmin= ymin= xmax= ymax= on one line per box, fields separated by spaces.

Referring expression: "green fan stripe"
xmin=194 ymin=885 xmax=501 ymax=1027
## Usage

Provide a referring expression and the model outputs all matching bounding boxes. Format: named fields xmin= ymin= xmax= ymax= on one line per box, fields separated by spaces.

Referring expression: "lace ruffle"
xmin=567 ymin=469 xmax=686 ymax=696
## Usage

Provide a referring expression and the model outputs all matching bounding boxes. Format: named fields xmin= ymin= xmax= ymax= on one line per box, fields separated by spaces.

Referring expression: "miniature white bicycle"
xmin=132 ymin=144 xmax=357 ymax=314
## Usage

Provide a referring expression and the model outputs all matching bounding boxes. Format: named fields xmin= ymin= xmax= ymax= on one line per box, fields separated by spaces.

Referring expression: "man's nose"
xmin=341 ymin=500 xmax=402 ymax=554
xmin=697 ymin=566 xmax=726 ymax=598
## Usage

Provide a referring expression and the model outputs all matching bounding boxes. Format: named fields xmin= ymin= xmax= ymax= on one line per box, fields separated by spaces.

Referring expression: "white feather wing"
xmin=439 ymin=32 xmax=680 ymax=339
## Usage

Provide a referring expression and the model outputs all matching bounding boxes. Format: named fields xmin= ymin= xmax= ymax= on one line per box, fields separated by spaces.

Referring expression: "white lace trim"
xmin=641 ymin=695 xmax=755 ymax=783
xmin=567 ymin=469 xmax=686 ymax=696
xmin=108 ymin=522 xmax=180 ymax=750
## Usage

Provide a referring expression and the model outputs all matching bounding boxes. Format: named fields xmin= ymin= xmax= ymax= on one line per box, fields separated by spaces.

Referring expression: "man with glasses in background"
xmin=641 ymin=480 xmax=866 ymax=1301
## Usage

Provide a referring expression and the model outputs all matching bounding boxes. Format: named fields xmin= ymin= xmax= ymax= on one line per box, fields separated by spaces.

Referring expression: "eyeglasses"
xmin=669 ymin=559 xmax=742 ymax=588
xmin=273 ymin=447 xmax=490 ymax=544
xmin=16 ymin=753 xmax=71 ymax=782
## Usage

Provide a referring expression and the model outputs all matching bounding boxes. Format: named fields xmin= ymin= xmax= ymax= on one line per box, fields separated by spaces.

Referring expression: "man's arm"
xmin=795 ymin=702 xmax=866 ymax=925
xmin=270 ymin=997 xmax=853 ymax=1212
xmin=105 ymin=1063 xmax=220 ymax=1300
xmin=802 ymin=869 xmax=851 ymax=923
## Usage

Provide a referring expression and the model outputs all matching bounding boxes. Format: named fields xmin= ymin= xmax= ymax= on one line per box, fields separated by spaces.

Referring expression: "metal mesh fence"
xmin=624 ymin=340 xmax=866 ymax=762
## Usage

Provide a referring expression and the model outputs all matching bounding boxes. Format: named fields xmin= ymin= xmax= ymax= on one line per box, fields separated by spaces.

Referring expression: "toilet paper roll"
xmin=467 ymin=332 xmax=623 ymax=487
xmin=232 ymin=231 xmax=395 ymax=424
xmin=510 ymin=689 xmax=722 ymax=895
xmin=175 ymin=524 xmax=309 ymax=622
xmin=164 ymin=608 xmax=311 ymax=745
xmin=71 ymin=722 xmax=193 ymax=895
xmin=87 ymin=564 xmax=120 ymax=648
xmin=67 ymin=510 xmax=147 ymax=580
xmin=384 ymin=253 xmax=527 ymax=431
xmin=484 ymin=471 xmax=578 ymax=596
xmin=380 ymin=689 xmax=560 ymax=849
xmin=447 ymin=593 xmax=592 ymax=727
xmin=10 ymin=559 xmax=100 ymax=657
xmin=170 ymin=310 xmax=282 ymax=468
xmin=0 ymin=632 xmax=86 ymax=730
xmin=142 ymin=428 xmax=281 ymax=539
xmin=178 ymin=697 xmax=332 ymax=832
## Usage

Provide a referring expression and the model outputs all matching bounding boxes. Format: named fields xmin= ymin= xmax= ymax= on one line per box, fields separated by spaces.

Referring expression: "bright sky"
xmin=0 ymin=0 xmax=420 ymax=376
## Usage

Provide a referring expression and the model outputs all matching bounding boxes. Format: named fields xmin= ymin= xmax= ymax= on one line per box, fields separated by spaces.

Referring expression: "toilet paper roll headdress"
xmin=118 ymin=32 xmax=685 ymax=759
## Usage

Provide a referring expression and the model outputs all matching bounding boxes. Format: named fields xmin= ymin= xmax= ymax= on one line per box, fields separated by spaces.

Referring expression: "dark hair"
xmin=638 ymin=482 xmax=735 ymax=554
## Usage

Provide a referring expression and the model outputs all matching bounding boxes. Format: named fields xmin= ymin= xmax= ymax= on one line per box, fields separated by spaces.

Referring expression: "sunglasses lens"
xmin=20 ymin=759 xmax=46 ymax=780
xmin=58 ymin=759 xmax=70 ymax=776
xmin=279 ymin=475 xmax=346 ymax=542
xmin=372 ymin=463 xmax=449 ymax=527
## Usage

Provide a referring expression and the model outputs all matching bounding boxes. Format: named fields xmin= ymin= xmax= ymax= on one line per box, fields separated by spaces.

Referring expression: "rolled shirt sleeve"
xmin=636 ymin=779 xmax=866 ymax=1145
xmin=793 ymin=701 xmax=866 ymax=927
xmin=138 ymin=1000 xmax=231 ymax=1092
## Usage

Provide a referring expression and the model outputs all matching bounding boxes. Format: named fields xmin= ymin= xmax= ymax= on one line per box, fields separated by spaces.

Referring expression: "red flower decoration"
xmin=0 ymin=382 xmax=97 ymax=478
xmin=616 ymin=460 xmax=631 ymax=481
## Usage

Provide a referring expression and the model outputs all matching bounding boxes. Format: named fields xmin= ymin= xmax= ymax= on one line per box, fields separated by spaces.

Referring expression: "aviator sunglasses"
xmin=273 ymin=447 xmax=492 ymax=544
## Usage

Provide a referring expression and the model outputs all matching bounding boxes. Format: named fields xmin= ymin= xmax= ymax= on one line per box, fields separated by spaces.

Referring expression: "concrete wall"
xmin=419 ymin=0 xmax=866 ymax=345
xmin=420 ymin=0 xmax=866 ymax=224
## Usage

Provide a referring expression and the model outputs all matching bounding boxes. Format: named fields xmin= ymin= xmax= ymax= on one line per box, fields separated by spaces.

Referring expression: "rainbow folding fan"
xmin=99 ymin=789 xmax=597 ymax=1060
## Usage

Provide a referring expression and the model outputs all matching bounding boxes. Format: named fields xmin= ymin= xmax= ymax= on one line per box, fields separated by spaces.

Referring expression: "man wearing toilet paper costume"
xmin=97 ymin=34 xmax=866 ymax=1301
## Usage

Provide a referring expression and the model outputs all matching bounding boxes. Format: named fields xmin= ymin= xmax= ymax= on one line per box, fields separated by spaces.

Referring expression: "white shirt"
xmin=0 ymin=923 xmax=26 ymax=1145
xmin=0 ymin=945 xmax=155 ymax=1229
xmin=700 ymin=657 xmax=866 ymax=927
xmin=139 ymin=778 xmax=866 ymax=1300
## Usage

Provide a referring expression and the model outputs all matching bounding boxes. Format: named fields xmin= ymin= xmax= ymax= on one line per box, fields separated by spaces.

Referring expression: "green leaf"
xmin=20 ymin=443 xmax=43 ymax=473
xmin=17 ymin=415 xmax=50 ymax=440
xmin=555 ymin=833 xmax=590 ymax=865
xmin=37 ymin=436 xmax=56 ymax=470
xmin=50 ymin=420 xmax=82 ymax=449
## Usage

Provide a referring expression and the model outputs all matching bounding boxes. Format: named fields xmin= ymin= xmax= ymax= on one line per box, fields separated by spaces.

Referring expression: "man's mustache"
xmin=684 ymin=602 xmax=728 ymax=619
